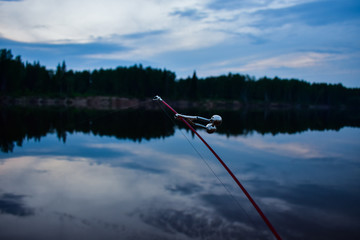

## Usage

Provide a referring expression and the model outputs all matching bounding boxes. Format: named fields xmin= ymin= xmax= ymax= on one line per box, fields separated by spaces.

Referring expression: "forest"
xmin=1 ymin=48 xmax=359 ymax=106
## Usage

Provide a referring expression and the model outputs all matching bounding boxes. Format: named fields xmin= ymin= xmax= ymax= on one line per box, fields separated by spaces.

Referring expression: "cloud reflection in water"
xmin=0 ymin=128 xmax=359 ymax=239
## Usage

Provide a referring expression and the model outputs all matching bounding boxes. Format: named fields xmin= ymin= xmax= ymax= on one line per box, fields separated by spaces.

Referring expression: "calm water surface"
xmin=0 ymin=108 xmax=359 ymax=240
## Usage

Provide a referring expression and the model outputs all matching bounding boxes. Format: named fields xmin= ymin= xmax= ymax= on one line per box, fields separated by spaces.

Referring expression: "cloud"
xmin=256 ymin=0 xmax=360 ymax=27
xmin=0 ymin=0 xmax=319 ymax=57
xmin=86 ymin=142 xmax=203 ymax=172
xmin=207 ymin=0 xmax=316 ymax=12
xmin=238 ymin=137 xmax=324 ymax=159
xmin=0 ymin=193 xmax=34 ymax=216
xmin=165 ymin=182 xmax=203 ymax=195
xmin=259 ymin=197 xmax=292 ymax=212
xmin=236 ymin=52 xmax=345 ymax=71
xmin=0 ymin=37 xmax=127 ymax=56
xmin=196 ymin=50 xmax=349 ymax=79
xmin=140 ymin=207 xmax=258 ymax=240
xmin=208 ymin=133 xmax=326 ymax=159
xmin=0 ymin=0 xmax=213 ymax=43
xmin=170 ymin=8 xmax=208 ymax=20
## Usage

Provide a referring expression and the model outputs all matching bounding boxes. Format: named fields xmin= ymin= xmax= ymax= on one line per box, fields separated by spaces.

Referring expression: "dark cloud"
xmin=199 ymin=181 xmax=360 ymax=239
xmin=120 ymin=162 xmax=166 ymax=174
xmin=170 ymin=9 xmax=207 ymax=20
xmin=255 ymin=1 xmax=360 ymax=27
xmin=139 ymin=207 xmax=258 ymax=240
xmin=55 ymin=212 xmax=121 ymax=232
xmin=123 ymin=30 xmax=167 ymax=40
xmin=0 ymin=37 xmax=127 ymax=57
xmin=207 ymin=0 xmax=260 ymax=10
xmin=0 ymin=193 xmax=34 ymax=217
xmin=253 ymin=180 xmax=360 ymax=217
xmin=200 ymin=193 xmax=251 ymax=222
xmin=165 ymin=182 xmax=203 ymax=195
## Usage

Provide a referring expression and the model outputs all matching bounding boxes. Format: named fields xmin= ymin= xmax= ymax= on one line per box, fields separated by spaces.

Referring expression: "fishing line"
xmin=156 ymin=100 xmax=259 ymax=233
xmin=155 ymin=96 xmax=282 ymax=240
xmin=177 ymin=121 xmax=259 ymax=230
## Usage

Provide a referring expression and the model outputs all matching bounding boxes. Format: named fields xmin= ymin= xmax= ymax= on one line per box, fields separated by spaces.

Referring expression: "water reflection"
xmin=1 ymin=106 xmax=359 ymax=153
xmin=0 ymin=134 xmax=264 ymax=239
xmin=0 ymin=107 xmax=360 ymax=239
xmin=0 ymin=193 xmax=34 ymax=217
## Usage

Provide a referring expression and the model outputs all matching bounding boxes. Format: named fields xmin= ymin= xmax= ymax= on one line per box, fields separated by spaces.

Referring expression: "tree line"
xmin=1 ymin=48 xmax=359 ymax=106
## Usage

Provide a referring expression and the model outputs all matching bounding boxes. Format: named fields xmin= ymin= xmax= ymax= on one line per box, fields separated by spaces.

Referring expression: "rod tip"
xmin=153 ymin=95 xmax=162 ymax=101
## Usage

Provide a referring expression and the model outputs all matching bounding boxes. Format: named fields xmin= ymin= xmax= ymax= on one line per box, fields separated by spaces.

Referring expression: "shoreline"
xmin=0 ymin=96 xmax=348 ymax=111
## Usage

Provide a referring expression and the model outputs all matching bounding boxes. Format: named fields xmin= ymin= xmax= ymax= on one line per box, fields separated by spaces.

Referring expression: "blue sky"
xmin=0 ymin=0 xmax=359 ymax=87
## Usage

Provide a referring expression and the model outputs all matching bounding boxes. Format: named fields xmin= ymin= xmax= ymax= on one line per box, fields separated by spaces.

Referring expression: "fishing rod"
xmin=153 ymin=95 xmax=282 ymax=240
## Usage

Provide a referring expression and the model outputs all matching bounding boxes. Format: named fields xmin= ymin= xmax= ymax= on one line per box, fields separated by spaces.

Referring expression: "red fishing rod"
xmin=154 ymin=95 xmax=282 ymax=240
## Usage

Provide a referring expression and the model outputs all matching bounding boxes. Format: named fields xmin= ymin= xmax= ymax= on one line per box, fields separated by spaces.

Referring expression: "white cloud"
xmin=85 ymin=142 xmax=213 ymax=179
xmin=207 ymin=133 xmax=326 ymax=159
xmin=0 ymin=0 xmax=318 ymax=56
xmin=267 ymin=0 xmax=315 ymax=9
xmin=260 ymin=197 xmax=292 ymax=212
xmin=198 ymin=51 xmax=347 ymax=78
xmin=236 ymin=52 xmax=345 ymax=71
xmin=0 ymin=0 xmax=175 ymax=43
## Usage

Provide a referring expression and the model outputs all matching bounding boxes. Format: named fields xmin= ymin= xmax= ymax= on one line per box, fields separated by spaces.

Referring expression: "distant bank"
xmin=1 ymin=48 xmax=360 ymax=108
xmin=0 ymin=96 xmax=354 ymax=111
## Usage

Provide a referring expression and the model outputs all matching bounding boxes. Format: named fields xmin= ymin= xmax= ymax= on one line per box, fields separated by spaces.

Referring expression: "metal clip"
xmin=153 ymin=95 xmax=163 ymax=101
xmin=175 ymin=113 xmax=222 ymax=134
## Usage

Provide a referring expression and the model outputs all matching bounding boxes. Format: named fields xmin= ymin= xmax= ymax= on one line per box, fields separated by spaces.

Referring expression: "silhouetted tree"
xmin=0 ymin=48 xmax=359 ymax=107
xmin=189 ymin=71 xmax=198 ymax=100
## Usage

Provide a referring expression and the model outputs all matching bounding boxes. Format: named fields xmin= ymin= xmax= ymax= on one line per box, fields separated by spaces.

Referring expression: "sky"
xmin=0 ymin=0 xmax=359 ymax=87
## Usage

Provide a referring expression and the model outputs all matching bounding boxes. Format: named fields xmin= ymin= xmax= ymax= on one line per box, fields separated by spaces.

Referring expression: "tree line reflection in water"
xmin=1 ymin=106 xmax=359 ymax=153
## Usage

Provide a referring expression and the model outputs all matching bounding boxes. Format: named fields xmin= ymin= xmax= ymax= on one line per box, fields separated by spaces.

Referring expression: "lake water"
xmin=0 ymin=107 xmax=359 ymax=240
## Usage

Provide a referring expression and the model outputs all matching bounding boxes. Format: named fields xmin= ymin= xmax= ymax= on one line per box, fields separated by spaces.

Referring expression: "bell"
xmin=206 ymin=123 xmax=216 ymax=134
xmin=210 ymin=115 xmax=222 ymax=126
